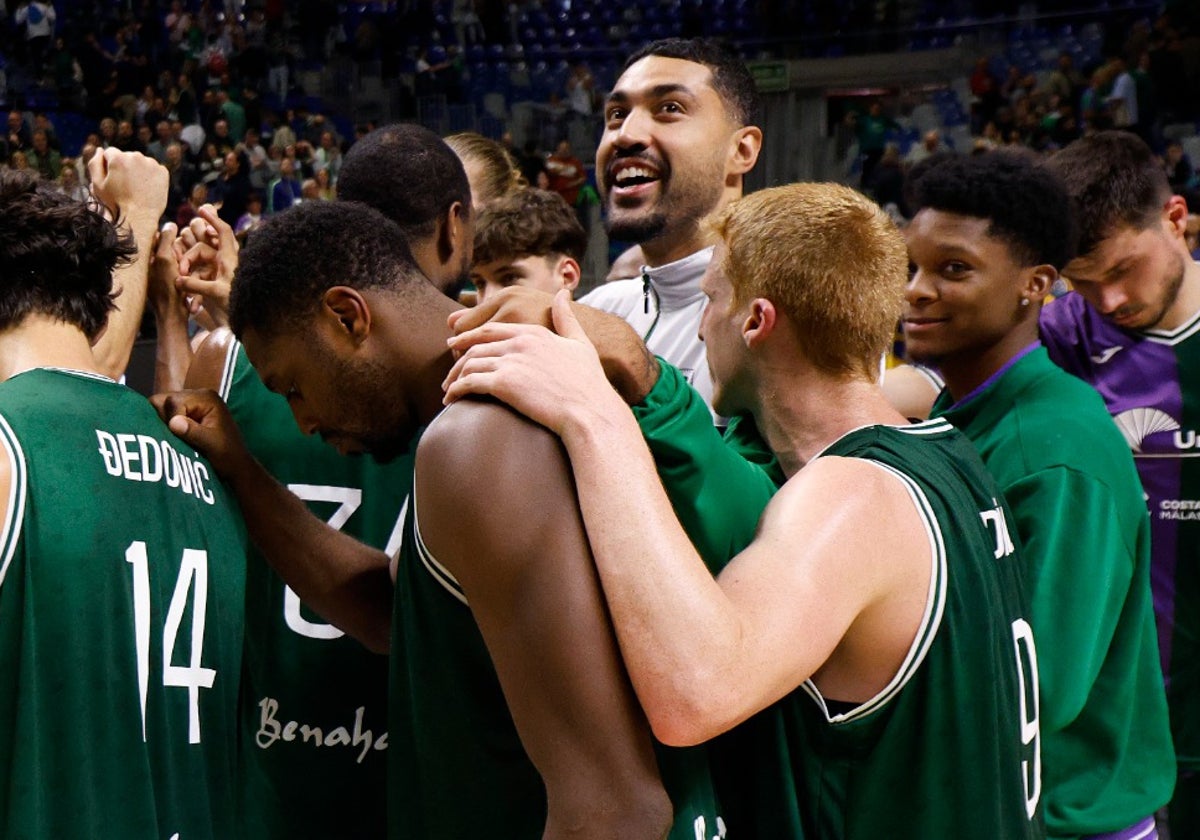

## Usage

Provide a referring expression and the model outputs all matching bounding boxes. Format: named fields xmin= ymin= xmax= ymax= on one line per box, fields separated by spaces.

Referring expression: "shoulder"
xmin=416 ymin=399 xmax=575 ymax=562
xmin=186 ymin=327 xmax=239 ymax=394
xmin=416 ymin=399 xmax=568 ymax=513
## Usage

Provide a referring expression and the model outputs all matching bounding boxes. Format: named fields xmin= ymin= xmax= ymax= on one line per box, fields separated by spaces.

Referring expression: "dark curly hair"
xmin=473 ymin=188 xmax=587 ymax=266
xmin=0 ymin=170 xmax=136 ymax=341
xmin=907 ymin=150 xmax=1078 ymax=269
xmin=1042 ymin=131 xmax=1169 ymax=258
xmin=623 ymin=38 xmax=760 ymax=127
xmin=230 ymin=200 xmax=427 ymax=339
xmin=338 ymin=123 xmax=471 ymax=241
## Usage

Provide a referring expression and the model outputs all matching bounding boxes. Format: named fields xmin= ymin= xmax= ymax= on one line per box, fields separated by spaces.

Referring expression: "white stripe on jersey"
xmin=0 ymin=412 xmax=29 ymax=591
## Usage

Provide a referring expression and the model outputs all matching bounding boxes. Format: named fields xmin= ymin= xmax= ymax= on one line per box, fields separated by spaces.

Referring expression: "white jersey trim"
xmin=0 ymin=412 xmax=29 ymax=591
xmin=218 ymin=339 xmax=240 ymax=401
xmin=801 ymin=458 xmax=947 ymax=725
xmin=1142 ymin=292 xmax=1200 ymax=346
xmin=410 ymin=468 xmax=468 ymax=606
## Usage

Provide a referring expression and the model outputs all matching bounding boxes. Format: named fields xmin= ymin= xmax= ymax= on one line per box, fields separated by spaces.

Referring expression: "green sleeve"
xmin=1004 ymin=465 xmax=1136 ymax=734
xmin=632 ymin=361 xmax=782 ymax=574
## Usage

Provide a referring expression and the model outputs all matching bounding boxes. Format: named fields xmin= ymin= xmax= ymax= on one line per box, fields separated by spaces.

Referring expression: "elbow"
xmin=644 ymin=691 xmax=734 ymax=748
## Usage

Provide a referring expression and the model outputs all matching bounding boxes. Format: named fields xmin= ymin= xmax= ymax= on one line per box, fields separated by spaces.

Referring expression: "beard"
xmin=1140 ymin=250 xmax=1187 ymax=329
xmin=606 ymin=207 xmax=668 ymax=243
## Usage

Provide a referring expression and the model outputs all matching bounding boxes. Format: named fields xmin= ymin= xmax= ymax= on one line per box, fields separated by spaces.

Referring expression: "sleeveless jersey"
xmin=389 ymin=411 xmax=725 ymax=840
xmin=723 ymin=421 xmax=1043 ymax=839
xmin=220 ymin=342 xmax=410 ymax=838
xmin=0 ymin=368 xmax=247 ymax=839
xmin=1041 ymin=292 xmax=1200 ymax=772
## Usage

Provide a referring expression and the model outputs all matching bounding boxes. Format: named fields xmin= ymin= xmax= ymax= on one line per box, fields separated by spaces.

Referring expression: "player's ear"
xmin=727 ymin=125 xmax=762 ymax=178
xmin=1021 ymin=265 xmax=1054 ymax=306
xmin=1163 ymin=194 xmax=1189 ymax=239
xmin=441 ymin=200 xmax=469 ymax=263
xmin=321 ymin=286 xmax=371 ymax=343
xmin=742 ymin=298 xmax=776 ymax=348
xmin=556 ymin=255 xmax=581 ymax=292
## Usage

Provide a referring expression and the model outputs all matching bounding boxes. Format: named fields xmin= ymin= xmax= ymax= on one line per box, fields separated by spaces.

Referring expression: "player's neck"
xmin=641 ymin=188 xmax=741 ymax=268
xmin=751 ymin=371 xmax=906 ymax=477
xmin=1156 ymin=256 xmax=1200 ymax=332
xmin=938 ymin=319 xmax=1040 ymax=403
xmin=0 ymin=315 xmax=102 ymax=383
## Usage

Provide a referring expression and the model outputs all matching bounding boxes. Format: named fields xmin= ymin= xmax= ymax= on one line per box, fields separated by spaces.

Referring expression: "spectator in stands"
xmin=177 ymin=181 xmax=207 ymax=228
xmin=566 ymin=62 xmax=597 ymax=117
xmin=210 ymin=150 xmax=251 ymax=227
xmin=268 ymin=154 xmax=302 ymax=213
xmin=313 ymin=167 xmax=335 ymax=200
xmin=240 ymin=128 xmax=270 ymax=188
xmin=235 ymin=191 xmax=265 ymax=241
xmin=9 ymin=151 xmax=30 ymax=171
xmin=57 ymin=160 xmax=89 ymax=202
xmin=1105 ymin=55 xmax=1138 ymax=132
xmin=162 ymin=141 xmax=197 ymax=218
xmin=216 ymin=89 xmax=246 ymax=143
xmin=7 ymin=111 xmax=31 ymax=153
xmin=210 ymin=117 xmax=235 ymax=156
xmin=146 ymin=120 xmax=171 ymax=163
xmin=27 ymin=129 xmax=61 ymax=180
xmin=904 ymin=129 xmax=947 ymax=166
xmin=545 ymin=139 xmax=585 ymax=209
xmin=14 ymin=0 xmax=57 ymax=78
xmin=1044 ymin=51 xmax=1085 ymax=106
xmin=313 ymin=130 xmax=342 ymax=181
xmin=851 ymin=99 xmax=896 ymax=190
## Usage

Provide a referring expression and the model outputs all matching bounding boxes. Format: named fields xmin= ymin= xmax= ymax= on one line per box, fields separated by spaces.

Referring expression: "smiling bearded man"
xmin=578 ymin=38 xmax=762 ymax=420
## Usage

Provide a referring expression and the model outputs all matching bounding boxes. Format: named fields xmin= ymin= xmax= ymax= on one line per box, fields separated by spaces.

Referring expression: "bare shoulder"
xmin=758 ymin=455 xmax=930 ymax=548
xmin=184 ymin=326 xmax=237 ymax=391
xmin=416 ymin=398 xmax=575 ymax=562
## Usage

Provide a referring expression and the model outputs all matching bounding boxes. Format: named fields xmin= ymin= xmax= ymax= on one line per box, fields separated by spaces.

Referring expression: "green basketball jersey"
xmin=389 ymin=411 xmax=724 ymax=840
xmin=724 ymin=420 xmax=1043 ymax=839
xmin=220 ymin=341 xmax=411 ymax=838
xmin=0 ymin=367 xmax=247 ymax=839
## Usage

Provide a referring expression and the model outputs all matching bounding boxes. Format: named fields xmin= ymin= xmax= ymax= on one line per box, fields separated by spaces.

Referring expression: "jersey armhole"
xmin=801 ymin=458 xmax=947 ymax=725
xmin=0 ymin=412 xmax=29 ymax=590
xmin=410 ymin=460 xmax=468 ymax=606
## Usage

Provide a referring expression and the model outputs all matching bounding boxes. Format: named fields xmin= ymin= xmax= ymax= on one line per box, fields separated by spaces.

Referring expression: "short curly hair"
xmin=0 ymin=170 xmax=135 ymax=341
xmin=473 ymin=188 xmax=587 ymax=266
xmin=230 ymin=200 xmax=428 ymax=339
xmin=907 ymin=150 xmax=1077 ymax=268
xmin=338 ymin=123 xmax=471 ymax=241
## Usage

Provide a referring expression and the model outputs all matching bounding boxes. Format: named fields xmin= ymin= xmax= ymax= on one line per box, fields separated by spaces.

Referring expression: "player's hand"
xmin=148 ymin=223 xmax=189 ymax=319
xmin=151 ymin=388 xmax=254 ymax=479
xmin=444 ymin=290 xmax=625 ymax=436
xmin=448 ymin=285 xmax=555 ymax=342
xmin=88 ymin=148 xmax=169 ymax=221
xmin=174 ymin=204 xmax=238 ymax=327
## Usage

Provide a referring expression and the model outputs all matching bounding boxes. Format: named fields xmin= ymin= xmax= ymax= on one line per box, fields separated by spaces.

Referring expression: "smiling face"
xmin=597 ymin=56 xmax=737 ymax=253
xmin=903 ymin=209 xmax=1041 ymax=381
xmin=242 ymin=320 xmax=416 ymax=463
xmin=1061 ymin=220 xmax=1187 ymax=331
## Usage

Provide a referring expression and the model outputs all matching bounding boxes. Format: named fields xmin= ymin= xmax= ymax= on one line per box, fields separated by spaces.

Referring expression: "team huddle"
xmin=1 ymin=36 xmax=1197 ymax=840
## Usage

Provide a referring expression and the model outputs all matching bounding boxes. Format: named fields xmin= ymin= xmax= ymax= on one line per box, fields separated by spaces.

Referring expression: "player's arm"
xmin=1004 ymin=466 xmax=1139 ymax=733
xmin=183 ymin=327 xmax=236 ymax=392
xmin=416 ymin=400 xmax=672 ymax=839
xmin=89 ymin=149 xmax=169 ymax=380
xmin=444 ymin=298 xmax=928 ymax=745
xmin=148 ymin=222 xmax=195 ymax=392
xmin=152 ymin=389 xmax=393 ymax=652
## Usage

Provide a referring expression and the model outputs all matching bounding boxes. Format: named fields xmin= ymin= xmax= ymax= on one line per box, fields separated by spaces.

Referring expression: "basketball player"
xmin=445 ymin=183 xmax=1043 ymax=839
xmin=1042 ymin=131 xmax=1200 ymax=837
xmin=0 ymin=170 xmax=247 ymax=837
xmin=906 ymin=151 xmax=1174 ymax=839
xmin=155 ymin=200 xmax=724 ymax=839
